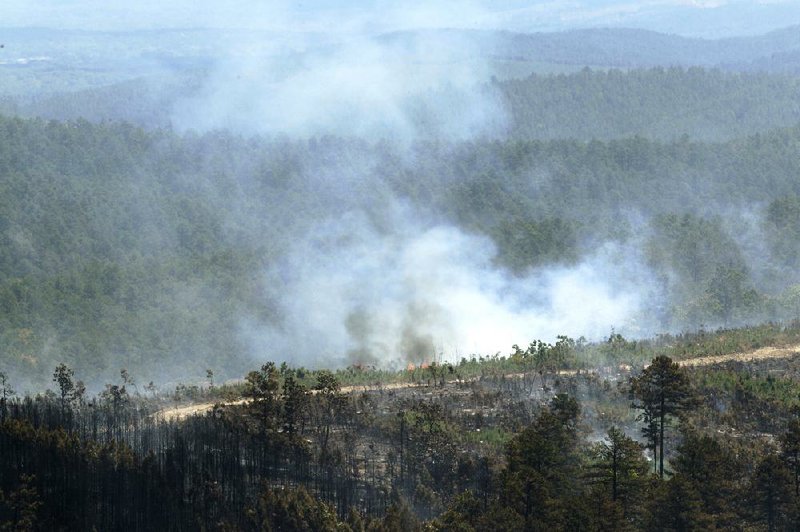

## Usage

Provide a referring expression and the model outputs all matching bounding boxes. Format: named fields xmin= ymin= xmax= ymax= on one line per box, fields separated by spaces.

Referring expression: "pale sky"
xmin=1 ymin=0 xmax=798 ymax=37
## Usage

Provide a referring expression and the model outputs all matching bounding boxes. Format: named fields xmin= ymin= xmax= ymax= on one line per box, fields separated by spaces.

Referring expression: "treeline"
xmin=0 ymin=362 xmax=486 ymax=530
xmin=0 ymin=73 xmax=204 ymax=130
xmin=6 ymin=113 xmax=800 ymax=384
xmin=497 ymin=67 xmax=800 ymax=141
xmin=4 ymin=340 xmax=800 ymax=529
xmin=8 ymin=67 xmax=800 ymax=141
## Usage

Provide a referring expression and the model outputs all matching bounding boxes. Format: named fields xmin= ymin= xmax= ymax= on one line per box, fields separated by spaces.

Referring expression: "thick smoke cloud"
xmin=242 ymin=206 xmax=652 ymax=369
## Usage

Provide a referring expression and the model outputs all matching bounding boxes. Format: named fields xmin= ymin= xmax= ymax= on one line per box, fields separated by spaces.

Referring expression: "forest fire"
xmin=406 ymin=361 xmax=431 ymax=372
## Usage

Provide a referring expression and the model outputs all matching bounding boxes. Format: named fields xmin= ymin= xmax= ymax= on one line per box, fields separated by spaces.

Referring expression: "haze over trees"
xmin=4 ymin=2 xmax=800 ymax=529
xmin=2 ymin=112 xmax=800 ymax=385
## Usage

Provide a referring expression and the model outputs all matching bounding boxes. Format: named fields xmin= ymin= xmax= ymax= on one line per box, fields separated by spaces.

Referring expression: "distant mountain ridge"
xmin=3 ymin=24 xmax=800 ymax=138
xmin=3 ymin=23 xmax=800 ymax=79
xmin=376 ymin=24 xmax=800 ymax=70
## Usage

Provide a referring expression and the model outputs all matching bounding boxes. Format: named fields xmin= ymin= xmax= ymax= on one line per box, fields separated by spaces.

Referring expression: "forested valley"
xmin=4 ymin=110 xmax=800 ymax=387
xmin=6 ymin=15 xmax=800 ymax=531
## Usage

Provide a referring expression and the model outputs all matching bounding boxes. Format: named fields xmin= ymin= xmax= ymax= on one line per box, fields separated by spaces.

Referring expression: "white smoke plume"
xmin=170 ymin=28 xmax=508 ymax=140
xmin=242 ymin=205 xmax=652 ymax=369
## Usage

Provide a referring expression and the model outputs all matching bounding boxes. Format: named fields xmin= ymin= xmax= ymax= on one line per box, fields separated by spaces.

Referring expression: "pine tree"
xmin=630 ymin=356 xmax=694 ymax=478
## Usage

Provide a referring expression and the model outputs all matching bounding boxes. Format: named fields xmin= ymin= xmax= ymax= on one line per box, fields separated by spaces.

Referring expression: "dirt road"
xmin=154 ymin=382 xmax=422 ymax=422
xmin=675 ymin=343 xmax=800 ymax=367
xmin=154 ymin=398 xmax=249 ymax=422
xmin=154 ymin=343 xmax=800 ymax=422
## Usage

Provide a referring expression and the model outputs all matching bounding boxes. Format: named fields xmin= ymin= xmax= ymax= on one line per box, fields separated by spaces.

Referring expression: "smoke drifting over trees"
xmin=247 ymin=208 xmax=647 ymax=368
xmin=2 ymin=4 xmax=800 ymax=389
xmin=10 ymin=4 xmax=800 ymax=531
xmin=170 ymin=29 xmax=509 ymax=140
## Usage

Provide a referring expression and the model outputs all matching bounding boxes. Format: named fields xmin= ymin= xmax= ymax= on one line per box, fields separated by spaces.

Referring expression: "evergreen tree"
xmin=749 ymin=454 xmax=793 ymax=532
xmin=0 ymin=475 xmax=42 ymax=532
xmin=52 ymin=363 xmax=75 ymax=418
xmin=779 ymin=414 xmax=800 ymax=497
xmin=630 ymin=356 xmax=694 ymax=478
xmin=589 ymin=426 xmax=649 ymax=520
xmin=646 ymin=475 xmax=713 ymax=531
xmin=672 ymin=432 xmax=740 ymax=525
xmin=502 ymin=394 xmax=586 ymax=528
xmin=0 ymin=372 xmax=13 ymax=421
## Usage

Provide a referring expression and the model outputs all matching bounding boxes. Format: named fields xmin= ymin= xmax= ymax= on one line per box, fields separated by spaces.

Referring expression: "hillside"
xmin=380 ymin=25 xmax=800 ymax=69
xmin=156 ymin=334 xmax=800 ymax=422
xmin=497 ymin=68 xmax=800 ymax=141
xmin=5 ymin=324 xmax=800 ymax=529
xmin=4 ymin=114 xmax=800 ymax=387
xmin=6 ymin=66 xmax=800 ymax=141
xmin=6 ymin=9 xmax=800 ymax=530
xmin=4 ymin=25 xmax=800 ymax=134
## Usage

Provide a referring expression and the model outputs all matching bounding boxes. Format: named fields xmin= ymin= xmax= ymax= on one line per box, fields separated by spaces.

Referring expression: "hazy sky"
xmin=2 ymin=0 xmax=799 ymax=37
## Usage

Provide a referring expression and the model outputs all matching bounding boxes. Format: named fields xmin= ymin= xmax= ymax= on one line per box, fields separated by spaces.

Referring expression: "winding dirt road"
xmin=154 ymin=343 xmax=800 ymax=422
xmin=154 ymin=382 xmax=423 ymax=422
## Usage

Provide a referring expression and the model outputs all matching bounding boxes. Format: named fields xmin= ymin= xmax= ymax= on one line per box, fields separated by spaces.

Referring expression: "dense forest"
xmin=6 ymin=15 xmax=800 ymax=530
xmin=3 ymin=111 xmax=800 ymax=386
xmin=6 ymin=67 xmax=800 ymax=141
